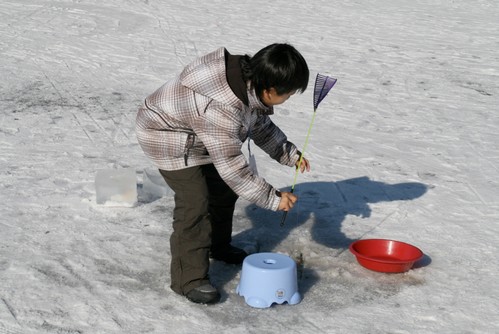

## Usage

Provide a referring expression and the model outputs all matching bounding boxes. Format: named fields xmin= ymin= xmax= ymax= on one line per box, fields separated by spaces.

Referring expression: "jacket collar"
xmin=180 ymin=47 xmax=273 ymax=116
xmin=248 ymin=87 xmax=274 ymax=116
xmin=180 ymin=47 xmax=240 ymax=107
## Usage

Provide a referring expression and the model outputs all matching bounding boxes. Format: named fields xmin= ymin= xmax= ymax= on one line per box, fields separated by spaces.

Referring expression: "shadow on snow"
xmin=216 ymin=176 xmax=429 ymax=302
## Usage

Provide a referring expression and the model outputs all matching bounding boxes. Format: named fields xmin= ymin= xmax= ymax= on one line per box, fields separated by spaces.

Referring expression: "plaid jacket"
xmin=136 ymin=47 xmax=300 ymax=211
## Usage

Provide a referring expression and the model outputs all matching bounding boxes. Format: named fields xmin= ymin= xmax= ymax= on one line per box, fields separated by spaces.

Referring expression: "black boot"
xmin=210 ymin=245 xmax=248 ymax=265
xmin=185 ymin=284 xmax=221 ymax=305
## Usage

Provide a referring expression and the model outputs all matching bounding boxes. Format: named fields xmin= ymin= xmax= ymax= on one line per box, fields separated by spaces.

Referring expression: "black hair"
xmin=240 ymin=43 xmax=309 ymax=97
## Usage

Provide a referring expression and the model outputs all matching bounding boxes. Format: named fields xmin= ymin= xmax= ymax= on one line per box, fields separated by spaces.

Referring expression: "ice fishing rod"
xmin=280 ymin=73 xmax=337 ymax=227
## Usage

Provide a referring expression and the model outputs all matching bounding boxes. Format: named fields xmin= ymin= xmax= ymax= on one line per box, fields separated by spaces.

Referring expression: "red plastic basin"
xmin=349 ymin=239 xmax=424 ymax=273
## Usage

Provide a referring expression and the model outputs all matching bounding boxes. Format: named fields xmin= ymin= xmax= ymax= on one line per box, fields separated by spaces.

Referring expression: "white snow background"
xmin=1 ymin=0 xmax=498 ymax=333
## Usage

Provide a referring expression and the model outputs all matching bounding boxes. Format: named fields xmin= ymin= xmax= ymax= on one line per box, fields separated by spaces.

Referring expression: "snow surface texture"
xmin=1 ymin=0 xmax=498 ymax=333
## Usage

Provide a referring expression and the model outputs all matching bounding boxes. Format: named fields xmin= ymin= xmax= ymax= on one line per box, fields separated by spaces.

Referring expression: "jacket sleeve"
xmin=250 ymin=114 xmax=300 ymax=167
xmin=190 ymin=105 xmax=282 ymax=211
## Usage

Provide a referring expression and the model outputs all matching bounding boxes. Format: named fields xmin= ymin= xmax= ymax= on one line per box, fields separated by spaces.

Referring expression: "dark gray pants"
xmin=159 ymin=164 xmax=238 ymax=295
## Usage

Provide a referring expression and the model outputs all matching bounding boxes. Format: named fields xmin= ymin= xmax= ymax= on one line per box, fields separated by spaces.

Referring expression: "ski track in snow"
xmin=1 ymin=0 xmax=499 ymax=333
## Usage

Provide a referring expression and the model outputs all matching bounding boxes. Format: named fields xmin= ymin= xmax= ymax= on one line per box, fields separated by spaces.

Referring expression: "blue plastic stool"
xmin=236 ymin=252 xmax=301 ymax=308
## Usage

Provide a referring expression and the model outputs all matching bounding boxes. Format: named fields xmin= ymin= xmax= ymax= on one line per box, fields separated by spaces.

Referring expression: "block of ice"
xmin=95 ymin=168 xmax=137 ymax=207
xmin=142 ymin=168 xmax=173 ymax=201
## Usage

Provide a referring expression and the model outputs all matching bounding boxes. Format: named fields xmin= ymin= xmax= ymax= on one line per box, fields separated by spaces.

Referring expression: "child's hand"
xmin=278 ymin=192 xmax=298 ymax=211
xmin=296 ymin=157 xmax=311 ymax=173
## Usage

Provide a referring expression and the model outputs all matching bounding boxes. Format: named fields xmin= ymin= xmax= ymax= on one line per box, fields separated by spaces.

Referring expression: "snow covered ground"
xmin=1 ymin=0 xmax=498 ymax=333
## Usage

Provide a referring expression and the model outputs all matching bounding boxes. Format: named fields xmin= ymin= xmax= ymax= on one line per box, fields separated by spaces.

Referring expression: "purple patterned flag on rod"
xmin=279 ymin=73 xmax=337 ymax=227
xmin=313 ymin=74 xmax=337 ymax=110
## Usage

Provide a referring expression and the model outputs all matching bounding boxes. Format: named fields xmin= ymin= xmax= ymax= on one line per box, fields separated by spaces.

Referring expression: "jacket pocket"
xmin=183 ymin=133 xmax=195 ymax=166
xmin=158 ymin=130 xmax=191 ymax=159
